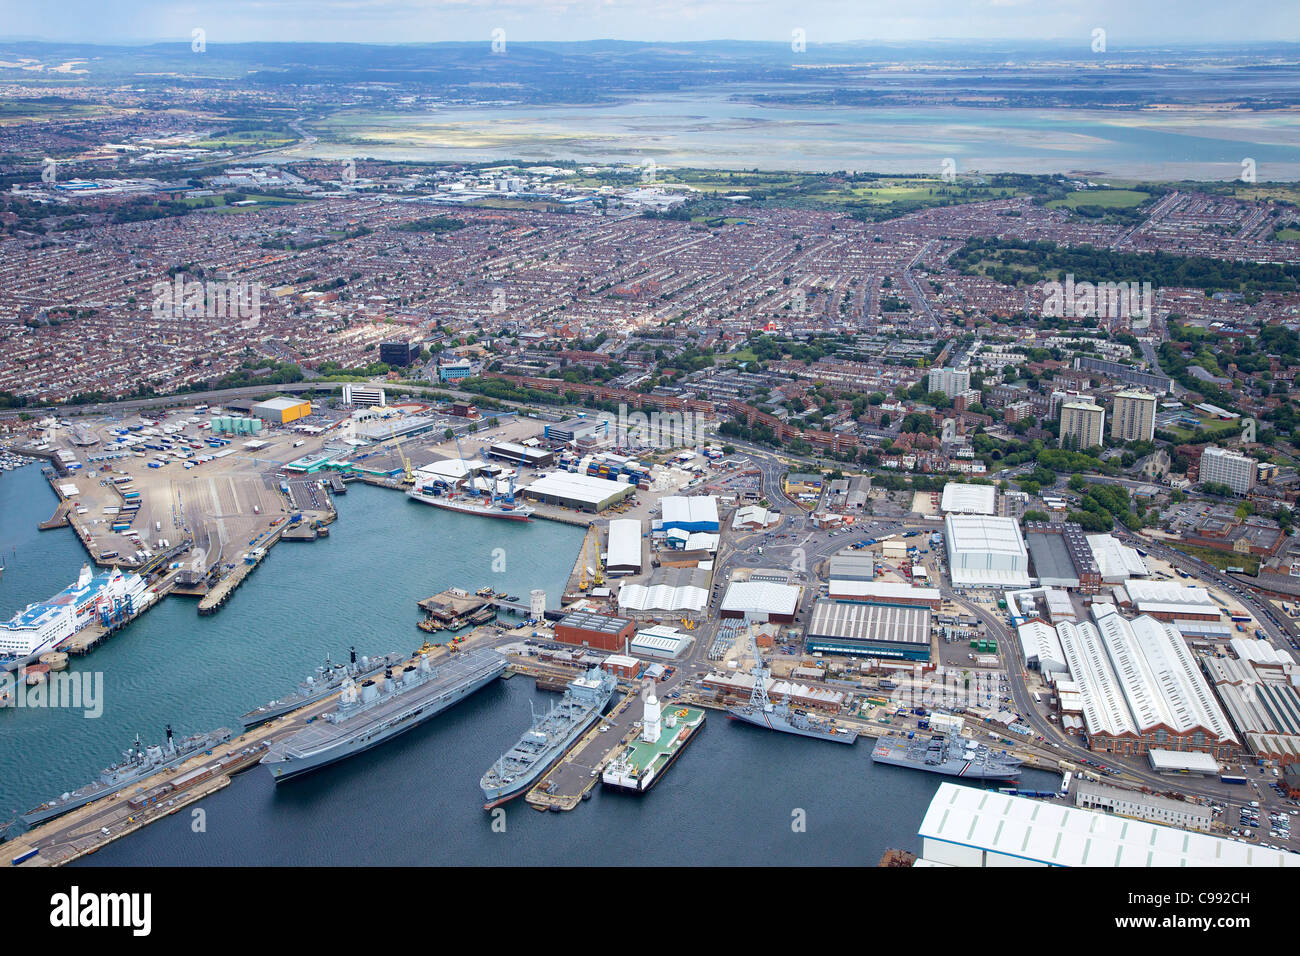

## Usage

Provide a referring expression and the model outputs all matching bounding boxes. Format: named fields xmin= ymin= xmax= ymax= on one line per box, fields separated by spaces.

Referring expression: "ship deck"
xmin=622 ymin=707 xmax=704 ymax=773
xmin=272 ymin=651 xmax=504 ymax=758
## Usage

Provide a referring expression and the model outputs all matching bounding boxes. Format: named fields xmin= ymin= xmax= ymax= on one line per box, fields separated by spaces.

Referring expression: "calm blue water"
xmin=298 ymin=92 xmax=1300 ymax=180
xmin=1 ymin=463 xmax=1056 ymax=865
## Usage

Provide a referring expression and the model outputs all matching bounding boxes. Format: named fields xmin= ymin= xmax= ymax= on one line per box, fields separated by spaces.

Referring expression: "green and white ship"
xmin=602 ymin=695 xmax=704 ymax=793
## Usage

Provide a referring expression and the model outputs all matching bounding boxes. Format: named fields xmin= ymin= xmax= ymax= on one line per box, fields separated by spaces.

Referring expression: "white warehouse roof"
xmin=1091 ymin=610 xmax=1236 ymax=743
xmin=940 ymin=482 xmax=996 ymax=515
xmin=605 ymin=518 xmax=643 ymax=571
xmin=524 ymin=471 xmax=629 ymax=505
xmin=661 ymin=495 xmax=719 ymax=527
xmin=945 ymin=514 xmax=1031 ymax=588
xmin=720 ymin=581 xmax=800 ymax=616
xmin=827 ymin=580 xmax=940 ymax=604
xmin=1016 ymin=620 xmax=1068 ymax=673
xmin=1086 ymin=534 xmax=1148 ymax=582
xmin=919 ymin=783 xmax=1300 ymax=867
xmin=1123 ymin=579 xmax=1215 ymax=608
xmin=617 ymin=584 xmax=707 ymax=614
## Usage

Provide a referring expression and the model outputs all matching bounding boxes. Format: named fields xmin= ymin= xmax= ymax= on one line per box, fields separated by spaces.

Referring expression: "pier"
xmin=37 ymin=501 xmax=72 ymax=530
xmin=7 ymin=641 xmax=461 ymax=866
xmin=197 ymin=528 xmax=284 ymax=615
xmin=523 ymin=682 xmax=640 ymax=812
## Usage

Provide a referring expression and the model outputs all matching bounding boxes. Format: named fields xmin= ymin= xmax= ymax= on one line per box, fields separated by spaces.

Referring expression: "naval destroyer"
xmin=240 ymin=647 xmax=405 ymax=728
xmin=872 ymin=732 xmax=1023 ymax=780
xmin=21 ymin=725 xmax=232 ymax=826
xmin=481 ymin=666 xmax=618 ymax=808
xmin=727 ymin=652 xmax=858 ymax=744
xmin=262 ymin=648 xmax=507 ymax=782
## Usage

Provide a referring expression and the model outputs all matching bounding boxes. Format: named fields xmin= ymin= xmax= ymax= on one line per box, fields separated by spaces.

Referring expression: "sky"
xmin=1 ymin=0 xmax=1298 ymax=46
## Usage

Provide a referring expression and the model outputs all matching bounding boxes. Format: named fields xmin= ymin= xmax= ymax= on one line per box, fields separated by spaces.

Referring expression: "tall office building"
xmin=1058 ymin=401 xmax=1105 ymax=450
xmin=1199 ymin=445 xmax=1256 ymax=495
xmin=1110 ymin=390 xmax=1157 ymax=443
xmin=928 ymin=366 xmax=971 ymax=400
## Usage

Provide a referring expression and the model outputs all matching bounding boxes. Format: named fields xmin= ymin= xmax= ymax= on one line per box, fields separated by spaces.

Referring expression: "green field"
xmin=1047 ymin=189 xmax=1151 ymax=210
xmin=1175 ymin=543 xmax=1261 ymax=576
xmin=192 ymin=130 xmax=296 ymax=149
xmin=1275 ymin=228 xmax=1300 ymax=241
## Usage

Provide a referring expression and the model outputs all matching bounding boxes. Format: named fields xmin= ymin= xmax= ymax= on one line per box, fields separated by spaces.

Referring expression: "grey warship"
xmin=21 ymin=724 xmax=232 ymax=826
xmin=240 ymin=647 xmax=405 ymax=728
xmin=480 ymin=665 xmax=618 ymax=808
xmin=872 ymin=732 xmax=1023 ymax=780
xmin=262 ymin=647 xmax=506 ymax=782
xmin=727 ymin=655 xmax=858 ymax=744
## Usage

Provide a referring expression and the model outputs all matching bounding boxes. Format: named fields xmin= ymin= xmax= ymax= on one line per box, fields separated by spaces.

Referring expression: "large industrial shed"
xmin=1025 ymin=529 xmax=1080 ymax=588
xmin=604 ymin=519 xmax=643 ymax=574
xmin=719 ymin=581 xmax=800 ymax=624
xmin=660 ymin=496 xmax=720 ymax=533
xmin=486 ymin=441 xmax=555 ymax=468
xmin=940 ymin=482 xmax=996 ymax=515
xmin=1015 ymin=620 xmax=1069 ymax=674
xmin=553 ymin=610 xmax=636 ymax=652
xmin=944 ymin=514 xmax=1030 ymax=588
xmin=522 ymin=472 xmax=634 ymax=512
xmin=805 ymin=600 xmax=931 ymax=661
xmin=252 ymin=397 xmax=312 ymax=424
xmin=917 ymin=783 xmax=1299 ymax=867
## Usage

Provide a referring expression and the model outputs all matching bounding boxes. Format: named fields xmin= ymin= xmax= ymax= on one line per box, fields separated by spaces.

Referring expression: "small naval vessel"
xmin=872 ymin=732 xmax=1023 ymax=780
xmin=481 ymin=666 xmax=618 ymax=808
xmin=240 ymin=647 xmax=405 ymax=728
xmin=727 ymin=653 xmax=858 ymax=744
xmin=21 ymin=724 xmax=232 ymax=826
xmin=262 ymin=647 xmax=507 ymax=782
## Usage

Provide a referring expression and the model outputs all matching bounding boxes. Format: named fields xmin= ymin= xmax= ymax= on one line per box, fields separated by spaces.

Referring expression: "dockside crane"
xmin=390 ymin=422 xmax=413 ymax=484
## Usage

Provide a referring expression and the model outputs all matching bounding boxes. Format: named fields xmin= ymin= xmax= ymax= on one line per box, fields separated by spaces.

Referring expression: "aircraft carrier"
xmin=262 ymin=647 xmax=507 ymax=782
xmin=871 ymin=732 xmax=1023 ymax=780
xmin=480 ymin=666 xmax=618 ymax=809
xmin=240 ymin=648 xmax=405 ymax=728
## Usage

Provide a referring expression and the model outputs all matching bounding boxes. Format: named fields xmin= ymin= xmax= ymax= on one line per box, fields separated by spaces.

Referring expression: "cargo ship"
xmin=480 ymin=666 xmax=618 ymax=809
xmin=602 ymin=696 xmax=704 ymax=794
xmin=727 ymin=658 xmax=858 ymax=744
xmin=262 ymin=648 xmax=507 ymax=782
xmin=871 ymin=732 xmax=1023 ymax=780
xmin=407 ymin=483 xmax=534 ymax=521
xmin=240 ymin=648 xmax=405 ymax=728
xmin=20 ymin=724 xmax=233 ymax=826
xmin=0 ymin=564 xmax=156 ymax=664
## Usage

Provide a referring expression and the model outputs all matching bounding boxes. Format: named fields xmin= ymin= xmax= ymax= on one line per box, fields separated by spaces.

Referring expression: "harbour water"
xmin=1 ymin=464 xmax=1056 ymax=865
xmin=295 ymin=92 xmax=1300 ymax=181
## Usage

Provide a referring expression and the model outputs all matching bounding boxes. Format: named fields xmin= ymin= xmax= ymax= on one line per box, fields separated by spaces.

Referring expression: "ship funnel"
xmin=642 ymin=692 xmax=662 ymax=744
xmin=165 ymin=724 xmax=174 ymax=749
xmin=350 ymin=646 xmax=357 ymax=665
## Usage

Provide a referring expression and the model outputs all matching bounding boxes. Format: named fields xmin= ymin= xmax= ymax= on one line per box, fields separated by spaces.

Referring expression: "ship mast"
xmin=748 ymin=626 xmax=771 ymax=710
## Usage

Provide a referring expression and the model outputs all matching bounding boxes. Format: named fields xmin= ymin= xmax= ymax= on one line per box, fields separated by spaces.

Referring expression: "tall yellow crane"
xmin=593 ymin=529 xmax=605 ymax=588
xmin=577 ymin=527 xmax=591 ymax=591
xmin=389 ymin=422 xmax=413 ymax=484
